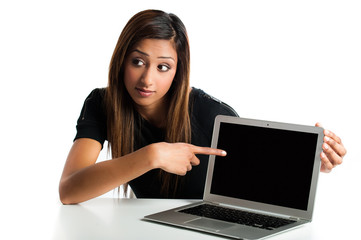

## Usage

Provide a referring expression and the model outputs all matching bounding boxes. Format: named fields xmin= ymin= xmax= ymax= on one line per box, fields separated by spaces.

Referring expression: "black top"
xmin=74 ymin=87 xmax=238 ymax=199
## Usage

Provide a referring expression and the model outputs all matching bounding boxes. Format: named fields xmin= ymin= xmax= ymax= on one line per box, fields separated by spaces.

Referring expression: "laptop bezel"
xmin=203 ymin=115 xmax=324 ymax=221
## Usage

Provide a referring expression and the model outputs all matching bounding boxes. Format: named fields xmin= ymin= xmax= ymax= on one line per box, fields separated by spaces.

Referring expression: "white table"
xmin=50 ymin=197 xmax=356 ymax=240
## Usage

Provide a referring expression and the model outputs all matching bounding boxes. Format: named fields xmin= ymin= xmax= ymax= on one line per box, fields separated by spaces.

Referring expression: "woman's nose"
xmin=141 ymin=67 xmax=155 ymax=87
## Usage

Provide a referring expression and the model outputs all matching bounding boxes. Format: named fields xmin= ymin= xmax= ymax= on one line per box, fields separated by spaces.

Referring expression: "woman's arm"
xmin=59 ymin=138 xmax=154 ymax=204
xmin=59 ymin=139 xmax=226 ymax=204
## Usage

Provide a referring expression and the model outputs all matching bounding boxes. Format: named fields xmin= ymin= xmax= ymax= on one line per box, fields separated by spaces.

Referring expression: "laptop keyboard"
xmin=179 ymin=204 xmax=296 ymax=230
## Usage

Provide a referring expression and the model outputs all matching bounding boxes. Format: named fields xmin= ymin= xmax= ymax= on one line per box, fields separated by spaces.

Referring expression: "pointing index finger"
xmin=190 ymin=145 xmax=227 ymax=157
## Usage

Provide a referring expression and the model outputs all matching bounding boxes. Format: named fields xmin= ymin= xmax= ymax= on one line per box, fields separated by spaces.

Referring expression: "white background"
xmin=0 ymin=0 xmax=360 ymax=239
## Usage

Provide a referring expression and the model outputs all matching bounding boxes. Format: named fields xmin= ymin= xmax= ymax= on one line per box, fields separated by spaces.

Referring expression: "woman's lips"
xmin=136 ymin=88 xmax=155 ymax=97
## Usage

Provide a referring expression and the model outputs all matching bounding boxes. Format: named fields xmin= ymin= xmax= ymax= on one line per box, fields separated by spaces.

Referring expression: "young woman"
xmin=59 ymin=10 xmax=346 ymax=204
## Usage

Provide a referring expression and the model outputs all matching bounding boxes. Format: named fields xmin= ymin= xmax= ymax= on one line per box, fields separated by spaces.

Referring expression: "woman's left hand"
xmin=316 ymin=123 xmax=347 ymax=173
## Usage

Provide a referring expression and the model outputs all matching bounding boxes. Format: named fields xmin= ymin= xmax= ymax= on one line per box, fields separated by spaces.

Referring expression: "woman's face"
xmin=124 ymin=39 xmax=178 ymax=111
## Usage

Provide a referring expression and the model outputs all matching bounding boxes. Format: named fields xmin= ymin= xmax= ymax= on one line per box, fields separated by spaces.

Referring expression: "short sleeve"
xmin=74 ymin=88 xmax=107 ymax=148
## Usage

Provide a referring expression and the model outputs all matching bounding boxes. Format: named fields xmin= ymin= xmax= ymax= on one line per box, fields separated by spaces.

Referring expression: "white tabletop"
xmin=48 ymin=195 xmax=357 ymax=240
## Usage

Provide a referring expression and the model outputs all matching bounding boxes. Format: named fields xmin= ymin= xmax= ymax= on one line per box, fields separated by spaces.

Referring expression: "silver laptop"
xmin=144 ymin=115 xmax=324 ymax=240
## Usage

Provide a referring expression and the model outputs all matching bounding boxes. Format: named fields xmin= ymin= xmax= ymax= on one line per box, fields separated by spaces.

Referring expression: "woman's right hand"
xmin=59 ymin=140 xmax=226 ymax=204
xmin=146 ymin=142 xmax=227 ymax=176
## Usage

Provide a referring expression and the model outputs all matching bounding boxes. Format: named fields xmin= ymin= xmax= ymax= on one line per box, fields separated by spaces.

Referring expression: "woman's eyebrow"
xmin=158 ymin=56 xmax=176 ymax=62
xmin=132 ymin=49 xmax=149 ymax=57
xmin=132 ymin=49 xmax=175 ymax=62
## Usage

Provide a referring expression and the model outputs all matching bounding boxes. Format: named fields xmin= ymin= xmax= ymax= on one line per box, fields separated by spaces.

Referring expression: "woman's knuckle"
xmin=336 ymin=157 xmax=343 ymax=165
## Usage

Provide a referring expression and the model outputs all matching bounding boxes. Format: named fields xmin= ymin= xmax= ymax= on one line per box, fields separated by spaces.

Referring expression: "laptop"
xmin=144 ymin=115 xmax=324 ymax=239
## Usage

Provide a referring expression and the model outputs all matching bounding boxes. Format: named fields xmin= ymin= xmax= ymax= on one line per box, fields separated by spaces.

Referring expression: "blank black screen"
xmin=210 ymin=122 xmax=318 ymax=211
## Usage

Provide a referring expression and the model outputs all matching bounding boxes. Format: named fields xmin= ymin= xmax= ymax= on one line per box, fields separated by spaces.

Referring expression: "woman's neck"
xmin=135 ymin=98 xmax=169 ymax=129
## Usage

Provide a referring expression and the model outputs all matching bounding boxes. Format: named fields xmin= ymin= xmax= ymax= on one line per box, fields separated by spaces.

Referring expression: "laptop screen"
xmin=210 ymin=122 xmax=318 ymax=211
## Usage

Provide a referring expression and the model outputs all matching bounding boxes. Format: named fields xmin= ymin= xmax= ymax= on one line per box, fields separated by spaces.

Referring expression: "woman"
xmin=59 ymin=10 xmax=346 ymax=204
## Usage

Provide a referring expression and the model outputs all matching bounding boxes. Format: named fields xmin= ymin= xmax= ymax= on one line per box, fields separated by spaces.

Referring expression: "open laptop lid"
xmin=204 ymin=115 xmax=324 ymax=221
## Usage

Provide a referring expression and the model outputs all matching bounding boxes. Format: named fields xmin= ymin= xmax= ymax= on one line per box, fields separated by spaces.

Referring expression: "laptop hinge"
xmin=289 ymin=216 xmax=300 ymax=221
xmin=216 ymin=202 xmax=301 ymax=221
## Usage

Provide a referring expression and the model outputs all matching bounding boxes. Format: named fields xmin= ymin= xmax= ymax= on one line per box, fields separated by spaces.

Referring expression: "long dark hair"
xmin=105 ymin=10 xmax=191 ymax=197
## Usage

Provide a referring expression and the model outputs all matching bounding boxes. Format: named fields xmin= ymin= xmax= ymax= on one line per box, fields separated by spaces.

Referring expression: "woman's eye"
xmin=158 ymin=64 xmax=170 ymax=72
xmin=132 ymin=59 xmax=144 ymax=66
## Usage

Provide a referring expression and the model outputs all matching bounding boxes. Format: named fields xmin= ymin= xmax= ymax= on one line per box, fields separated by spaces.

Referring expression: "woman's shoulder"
xmin=189 ymin=87 xmax=239 ymax=142
xmin=81 ymin=88 xmax=107 ymax=112
xmin=85 ymin=88 xmax=106 ymax=102
xmin=75 ymin=88 xmax=107 ymax=147
xmin=190 ymin=87 xmax=238 ymax=117
xmin=79 ymin=87 xmax=107 ymax=122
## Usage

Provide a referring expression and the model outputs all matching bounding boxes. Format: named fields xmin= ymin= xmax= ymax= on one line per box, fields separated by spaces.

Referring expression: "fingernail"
xmin=221 ymin=151 xmax=227 ymax=156
xmin=323 ymin=143 xmax=329 ymax=150
xmin=324 ymin=136 xmax=330 ymax=142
